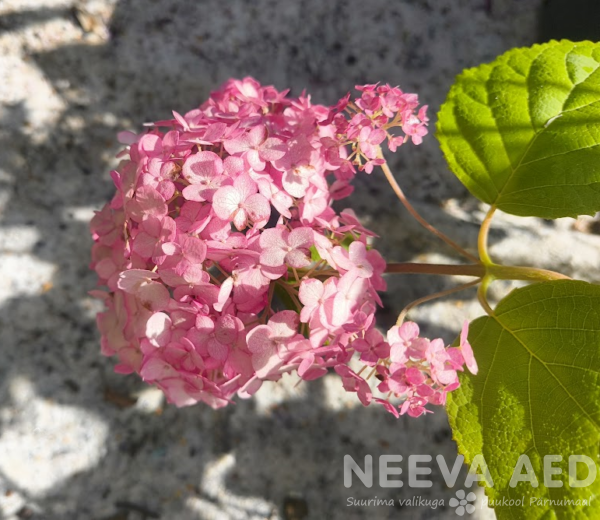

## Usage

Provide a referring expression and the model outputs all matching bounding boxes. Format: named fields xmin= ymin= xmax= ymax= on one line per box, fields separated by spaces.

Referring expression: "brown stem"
xmin=379 ymin=158 xmax=479 ymax=263
xmin=386 ymin=262 xmax=485 ymax=277
xmin=396 ymin=278 xmax=482 ymax=325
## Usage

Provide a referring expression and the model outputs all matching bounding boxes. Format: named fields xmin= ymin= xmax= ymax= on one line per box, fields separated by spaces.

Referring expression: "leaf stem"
xmin=487 ymin=264 xmax=571 ymax=282
xmin=378 ymin=157 xmax=479 ymax=263
xmin=386 ymin=262 xmax=485 ymax=277
xmin=475 ymin=205 xmax=570 ymax=282
xmin=385 ymin=261 xmax=570 ymax=282
xmin=478 ymin=205 xmax=496 ymax=265
xmin=396 ymin=278 xmax=482 ymax=325
xmin=477 ymin=277 xmax=495 ymax=316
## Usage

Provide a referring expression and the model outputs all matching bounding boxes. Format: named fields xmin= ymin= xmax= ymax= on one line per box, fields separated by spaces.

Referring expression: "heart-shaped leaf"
xmin=447 ymin=280 xmax=600 ymax=519
xmin=437 ymin=40 xmax=600 ymax=218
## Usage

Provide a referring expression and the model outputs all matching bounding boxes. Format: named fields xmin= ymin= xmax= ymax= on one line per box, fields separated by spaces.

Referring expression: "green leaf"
xmin=447 ymin=280 xmax=600 ymax=519
xmin=273 ymin=282 xmax=297 ymax=313
xmin=437 ymin=40 xmax=600 ymax=218
xmin=309 ymin=245 xmax=322 ymax=263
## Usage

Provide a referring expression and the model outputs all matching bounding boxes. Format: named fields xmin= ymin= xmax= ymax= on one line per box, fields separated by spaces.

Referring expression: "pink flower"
xmin=159 ymin=235 xmax=207 ymax=285
xmin=426 ymin=338 xmax=458 ymax=386
xmin=375 ymin=398 xmax=400 ymax=418
xmin=355 ymin=88 xmax=381 ymax=115
xmin=246 ymin=311 xmax=299 ymax=378
xmin=212 ymin=174 xmax=271 ymax=230
xmin=299 ymin=185 xmax=328 ymax=223
xmin=259 ymin=226 xmax=314 ymax=268
xmin=146 ymin=311 xmax=173 ymax=347
xmin=350 ymin=328 xmax=390 ymax=366
xmin=387 ymin=322 xmax=429 ymax=363
xmin=335 ymin=365 xmax=372 ymax=406
xmin=273 ymin=136 xmax=315 ymax=198
xmin=224 ymin=124 xmax=286 ymax=171
xmin=324 ymin=273 xmax=368 ymax=328
xmin=331 ymin=241 xmax=373 ymax=278
xmin=91 ymin=77 xmax=443 ymax=417
xmin=402 ymin=106 xmax=429 ymax=145
xmin=192 ymin=314 xmax=243 ymax=365
xmin=127 ymin=185 xmax=168 ymax=222
xmin=387 ymin=135 xmax=404 ymax=152
xmin=132 ymin=216 xmax=176 ymax=262
xmin=255 ymin=173 xmax=294 ymax=218
xmin=460 ymin=321 xmax=478 ymax=375
xmin=400 ymin=395 xmax=431 ymax=418
xmin=357 ymin=125 xmax=386 ymax=160
xmin=298 ymin=278 xmax=336 ymax=323
xmin=117 ymin=269 xmax=170 ymax=312
xmin=176 ymin=202 xmax=212 ymax=234
xmin=90 ymin=205 xmax=125 ymax=246
xmin=181 ymin=151 xmax=226 ymax=202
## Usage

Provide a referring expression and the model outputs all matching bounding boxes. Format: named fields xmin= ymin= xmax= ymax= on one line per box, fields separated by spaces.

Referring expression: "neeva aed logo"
xmin=344 ymin=454 xmax=597 ymax=489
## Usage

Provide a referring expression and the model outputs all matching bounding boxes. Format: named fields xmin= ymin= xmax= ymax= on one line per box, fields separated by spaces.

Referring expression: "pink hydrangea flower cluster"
xmin=377 ymin=321 xmax=477 ymax=417
xmin=90 ymin=77 xmax=475 ymax=417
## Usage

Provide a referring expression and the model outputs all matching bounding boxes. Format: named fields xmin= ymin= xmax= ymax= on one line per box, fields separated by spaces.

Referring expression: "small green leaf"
xmin=437 ymin=40 xmax=600 ymax=218
xmin=341 ymin=233 xmax=355 ymax=250
xmin=447 ymin=280 xmax=600 ymax=519
xmin=309 ymin=245 xmax=322 ymax=263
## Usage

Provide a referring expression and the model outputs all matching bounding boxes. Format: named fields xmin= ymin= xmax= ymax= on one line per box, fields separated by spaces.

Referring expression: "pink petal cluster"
xmin=90 ymin=77 xmax=473 ymax=417
xmin=375 ymin=321 xmax=478 ymax=417
xmin=328 ymin=83 xmax=429 ymax=173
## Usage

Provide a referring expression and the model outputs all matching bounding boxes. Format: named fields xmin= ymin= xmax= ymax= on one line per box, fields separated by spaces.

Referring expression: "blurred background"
xmin=1 ymin=0 xmax=599 ymax=519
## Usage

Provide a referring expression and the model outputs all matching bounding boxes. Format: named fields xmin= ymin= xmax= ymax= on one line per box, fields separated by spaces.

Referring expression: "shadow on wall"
xmin=0 ymin=0 xmax=565 ymax=518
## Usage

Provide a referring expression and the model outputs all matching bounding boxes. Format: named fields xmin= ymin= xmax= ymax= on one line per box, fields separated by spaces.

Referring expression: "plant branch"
xmin=386 ymin=262 xmax=485 ymax=277
xmin=378 ymin=156 xmax=479 ymax=263
xmin=487 ymin=264 xmax=571 ymax=282
xmin=478 ymin=205 xmax=496 ymax=265
xmin=477 ymin=277 xmax=495 ymax=316
xmin=386 ymin=262 xmax=570 ymax=282
xmin=396 ymin=278 xmax=482 ymax=325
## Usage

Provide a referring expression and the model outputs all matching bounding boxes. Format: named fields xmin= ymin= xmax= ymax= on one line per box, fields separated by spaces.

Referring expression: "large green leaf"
xmin=437 ymin=40 xmax=600 ymax=218
xmin=447 ymin=280 xmax=600 ymax=519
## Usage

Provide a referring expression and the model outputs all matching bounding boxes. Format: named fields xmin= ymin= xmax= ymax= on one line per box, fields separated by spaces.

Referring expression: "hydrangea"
xmin=90 ymin=77 xmax=476 ymax=417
